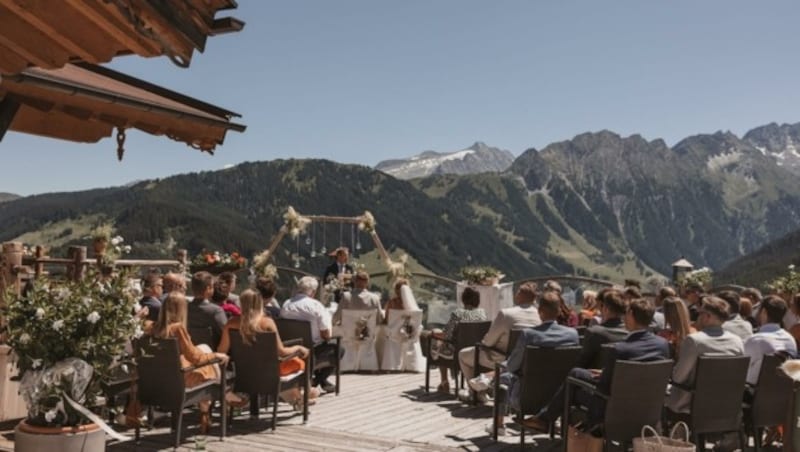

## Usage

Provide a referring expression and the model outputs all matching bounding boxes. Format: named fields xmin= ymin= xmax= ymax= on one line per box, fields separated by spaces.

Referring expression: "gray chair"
xmin=275 ymin=318 xmax=341 ymax=395
xmin=743 ymin=354 xmax=792 ymax=452
xmin=666 ymin=355 xmax=750 ymax=452
xmin=564 ymin=359 xmax=674 ymax=452
xmin=423 ymin=320 xmax=491 ymax=396
xmin=134 ymin=336 xmax=226 ymax=449
xmin=228 ymin=331 xmax=310 ymax=428
xmin=493 ymin=345 xmax=582 ymax=444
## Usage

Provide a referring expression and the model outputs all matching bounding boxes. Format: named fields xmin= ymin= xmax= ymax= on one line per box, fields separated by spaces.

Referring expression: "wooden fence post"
xmin=0 ymin=242 xmax=23 ymax=308
xmin=34 ymin=246 xmax=44 ymax=278
xmin=67 ymin=246 xmax=87 ymax=281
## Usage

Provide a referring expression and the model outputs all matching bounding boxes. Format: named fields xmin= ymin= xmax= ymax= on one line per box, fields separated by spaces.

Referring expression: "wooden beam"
xmin=1 ymin=0 xmax=97 ymax=62
xmin=0 ymin=4 xmax=72 ymax=68
xmin=0 ymin=96 xmax=20 ymax=141
xmin=0 ymin=42 xmax=29 ymax=75
xmin=63 ymin=0 xmax=160 ymax=57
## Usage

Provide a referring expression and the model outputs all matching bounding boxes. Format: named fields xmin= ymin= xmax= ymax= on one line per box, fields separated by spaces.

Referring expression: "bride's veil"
xmin=399 ymin=284 xmax=420 ymax=311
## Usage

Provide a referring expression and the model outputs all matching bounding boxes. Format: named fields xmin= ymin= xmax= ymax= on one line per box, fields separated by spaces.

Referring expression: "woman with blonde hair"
xmin=149 ymin=292 xmax=230 ymax=433
xmin=217 ymin=289 xmax=318 ymax=409
xmin=657 ymin=296 xmax=697 ymax=358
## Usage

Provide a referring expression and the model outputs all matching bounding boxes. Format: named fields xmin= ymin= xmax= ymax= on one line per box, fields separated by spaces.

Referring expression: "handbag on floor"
xmin=633 ymin=423 xmax=694 ymax=452
xmin=566 ymin=425 xmax=603 ymax=452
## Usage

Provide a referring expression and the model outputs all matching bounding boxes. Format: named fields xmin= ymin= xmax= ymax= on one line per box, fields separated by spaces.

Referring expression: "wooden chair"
xmin=275 ymin=318 xmax=342 ymax=395
xmin=493 ymin=345 xmax=582 ymax=443
xmin=134 ymin=336 xmax=226 ymax=449
xmin=423 ymin=320 xmax=491 ymax=396
xmin=564 ymin=359 xmax=674 ymax=452
xmin=228 ymin=331 xmax=310 ymax=428
xmin=743 ymin=354 xmax=792 ymax=452
xmin=666 ymin=355 xmax=750 ymax=452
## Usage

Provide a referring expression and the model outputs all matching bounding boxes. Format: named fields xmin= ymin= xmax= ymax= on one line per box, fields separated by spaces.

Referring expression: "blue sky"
xmin=3 ymin=1 xmax=800 ymax=195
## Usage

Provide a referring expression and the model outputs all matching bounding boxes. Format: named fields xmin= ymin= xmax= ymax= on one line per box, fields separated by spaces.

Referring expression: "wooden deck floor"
xmin=0 ymin=372 xmax=564 ymax=451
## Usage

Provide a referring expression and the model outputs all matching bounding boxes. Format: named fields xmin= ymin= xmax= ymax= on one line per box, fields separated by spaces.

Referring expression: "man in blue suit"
xmin=522 ymin=298 xmax=669 ymax=432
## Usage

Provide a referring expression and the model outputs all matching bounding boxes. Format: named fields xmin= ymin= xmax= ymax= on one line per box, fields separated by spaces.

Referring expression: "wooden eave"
xmin=0 ymin=63 xmax=246 ymax=153
xmin=0 ymin=0 xmax=244 ymax=75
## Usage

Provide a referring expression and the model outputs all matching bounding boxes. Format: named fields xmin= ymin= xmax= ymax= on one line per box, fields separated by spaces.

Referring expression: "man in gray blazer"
xmin=458 ymin=282 xmax=542 ymax=388
xmin=333 ymin=271 xmax=384 ymax=324
xmin=666 ymin=296 xmax=744 ymax=414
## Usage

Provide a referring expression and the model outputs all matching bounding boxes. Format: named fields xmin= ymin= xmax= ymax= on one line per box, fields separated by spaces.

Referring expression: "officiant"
xmin=323 ymin=247 xmax=354 ymax=302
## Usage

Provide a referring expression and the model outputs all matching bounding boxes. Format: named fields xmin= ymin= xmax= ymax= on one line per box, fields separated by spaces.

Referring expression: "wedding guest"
xmin=543 ymin=280 xmax=579 ymax=326
xmin=790 ymin=294 xmax=800 ymax=348
xmin=739 ymin=297 xmax=759 ymax=330
xmin=322 ymin=247 xmax=354 ymax=303
xmin=579 ymin=290 xmax=600 ymax=326
xmin=744 ymin=295 xmax=797 ymax=385
xmin=383 ymin=278 xmax=409 ymax=324
xmin=212 ymin=272 xmax=241 ymax=318
xmin=162 ymin=271 xmax=187 ymax=299
xmin=718 ymin=290 xmax=753 ymax=341
xmin=652 ymin=287 xmax=676 ymax=331
xmin=575 ymin=290 xmax=628 ymax=369
xmin=741 ymin=287 xmax=762 ymax=318
xmin=333 ymin=271 xmax=384 ymax=325
xmin=255 ymin=277 xmax=282 ymax=318
xmin=683 ymin=283 xmax=704 ymax=323
xmin=426 ymin=287 xmax=487 ymax=393
xmin=187 ymin=271 xmax=227 ymax=349
xmin=218 ymin=289 xmax=318 ymax=409
xmin=657 ymin=297 xmax=697 ymax=359
xmin=149 ymin=292 xmax=230 ymax=434
xmin=281 ymin=276 xmax=339 ymax=393
xmin=139 ymin=273 xmax=163 ymax=322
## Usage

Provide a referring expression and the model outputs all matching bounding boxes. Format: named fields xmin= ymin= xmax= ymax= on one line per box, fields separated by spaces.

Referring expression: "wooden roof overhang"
xmin=0 ymin=62 xmax=246 ymax=154
xmin=0 ymin=0 xmax=244 ymax=75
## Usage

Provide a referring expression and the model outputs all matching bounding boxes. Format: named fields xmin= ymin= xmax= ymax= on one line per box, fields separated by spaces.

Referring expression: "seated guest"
xmin=489 ymin=293 xmax=579 ymax=432
xmin=162 ymin=271 xmax=187 ymax=300
xmin=187 ymin=271 xmax=227 ymax=349
xmin=651 ymin=287 xmax=676 ymax=331
xmin=255 ymin=277 xmax=282 ymax=318
xmin=658 ymin=297 xmax=697 ymax=359
xmin=789 ymin=294 xmax=800 ymax=348
xmin=333 ymin=271 xmax=384 ymax=325
xmin=523 ymin=298 xmax=669 ymax=432
xmin=575 ymin=290 xmax=628 ymax=369
xmin=741 ymin=287 xmax=762 ymax=318
xmin=281 ymin=276 xmax=339 ymax=393
xmin=718 ymin=290 xmax=754 ymax=341
xmin=579 ymin=290 xmax=600 ymax=326
xmin=457 ymin=283 xmax=541 ymax=400
xmin=218 ymin=289 xmax=318 ymax=408
xmin=666 ymin=296 xmax=744 ymax=414
xmin=744 ymin=295 xmax=797 ymax=385
xmin=148 ymin=292 xmax=230 ymax=433
xmin=683 ymin=283 xmax=704 ymax=323
xmin=427 ymin=287 xmax=487 ymax=393
xmin=212 ymin=272 xmax=242 ymax=318
xmin=544 ymin=280 xmax=579 ymax=327
xmin=383 ymin=278 xmax=409 ymax=323
xmin=139 ymin=273 xmax=163 ymax=322
xmin=739 ymin=297 xmax=759 ymax=330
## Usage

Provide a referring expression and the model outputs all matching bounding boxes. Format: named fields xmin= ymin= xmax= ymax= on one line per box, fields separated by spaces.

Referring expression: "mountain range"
xmin=375 ymin=142 xmax=514 ymax=179
xmin=2 ymin=121 xmax=800 ymax=286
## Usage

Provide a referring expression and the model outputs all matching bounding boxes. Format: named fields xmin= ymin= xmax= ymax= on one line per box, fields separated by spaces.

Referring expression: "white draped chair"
xmin=339 ymin=309 xmax=380 ymax=372
xmin=381 ymin=309 xmax=425 ymax=372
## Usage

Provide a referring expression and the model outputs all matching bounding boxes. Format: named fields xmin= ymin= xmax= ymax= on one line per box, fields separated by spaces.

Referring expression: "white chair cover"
xmin=339 ymin=309 xmax=379 ymax=372
xmin=381 ymin=309 xmax=425 ymax=372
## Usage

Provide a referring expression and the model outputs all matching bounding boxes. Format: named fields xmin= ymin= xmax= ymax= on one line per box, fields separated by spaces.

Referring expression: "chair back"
xmin=135 ymin=336 xmax=186 ymax=410
xmin=604 ymin=360 xmax=673 ymax=443
xmin=453 ymin=321 xmax=492 ymax=351
xmin=519 ymin=346 xmax=582 ymax=415
xmin=188 ymin=326 xmax=215 ymax=348
xmin=275 ymin=318 xmax=314 ymax=348
xmin=750 ymin=354 xmax=792 ymax=428
xmin=507 ymin=329 xmax=523 ymax=355
xmin=691 ymin=355 xmax=750 ymax=434
xmin=341 ymin=310 xmax=379 ymax=342
xmin=386 ymin=309 xmax=423 ymax=342
xmin=228 ymin=331 xmax=280 ymax=395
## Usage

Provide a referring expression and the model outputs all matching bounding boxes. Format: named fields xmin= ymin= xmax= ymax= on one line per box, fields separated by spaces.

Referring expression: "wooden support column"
xmin=0 ymin=96 xmax=21 ymax=142
xmin=67 ymin=246 xmax=86 ymax=281
xmin=33 ymin=246 xmax=44 ymax=277
xmin=0 ymin=242 xmax=23 ymax=308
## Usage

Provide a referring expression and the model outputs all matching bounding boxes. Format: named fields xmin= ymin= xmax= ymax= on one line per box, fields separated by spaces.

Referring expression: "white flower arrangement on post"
xmin=2 ymin=269 xmax=139 ymax=429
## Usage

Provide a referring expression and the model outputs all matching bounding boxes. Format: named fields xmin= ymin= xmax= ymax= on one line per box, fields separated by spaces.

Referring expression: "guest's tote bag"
xmin=633 ymin=423 xmax=694 ymax=452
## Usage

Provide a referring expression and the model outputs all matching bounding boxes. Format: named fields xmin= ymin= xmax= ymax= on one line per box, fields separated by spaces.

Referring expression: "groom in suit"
xmin=323 ymin=247 xmax=354 ymax=302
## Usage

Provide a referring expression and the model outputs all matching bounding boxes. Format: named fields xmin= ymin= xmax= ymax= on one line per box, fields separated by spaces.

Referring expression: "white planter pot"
xmin=14 ymin=421 xmax=104 ymax=452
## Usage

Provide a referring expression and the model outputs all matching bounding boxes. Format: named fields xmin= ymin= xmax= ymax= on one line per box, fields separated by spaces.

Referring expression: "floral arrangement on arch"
xmin=283 ymin=206 xmax=311 ymax=238
xmin=767 ymin=264 xmax=800 ymax=295
xmin=460 ymin=265 xmax=505 ymax=286
xmin=2 ymin=270 xmax=140 ymax=427
xmin=358 ymin=210 xmax=376 ymax=233
xmin=191 ymin=250 xmax=247 ymax=271
xmin=677 ymin=266 xmax=713 ymax=290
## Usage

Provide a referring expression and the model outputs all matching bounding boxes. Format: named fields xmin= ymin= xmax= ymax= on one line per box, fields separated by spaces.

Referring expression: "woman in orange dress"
xmin=149 ymin=292 xmax=230 ymax=433
xmin=657 ymin=296 xmax=697 ymax=359
xmin=218 ymin=289 xmax=318 ymax=409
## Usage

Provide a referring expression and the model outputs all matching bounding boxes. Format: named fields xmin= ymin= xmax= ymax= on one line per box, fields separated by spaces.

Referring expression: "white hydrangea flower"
xmin=52 ymin=320 xmax=64 ymax=331
xmin=111 ymin=236 xmax=123 ymax=246
xmin=790 ymin=264 xmax=796 ymax=271
xmin=19 ymin=333 xmax=31 ymax=344
xmin=133 ymin=325 xmax=144 ymax=339
xmin=55 ymin=288 xmax=71 ymax=301
xmin=87 ymin=311 xmax=101 ymax=324
xmin=44 ymin=408 xmax=58 ymax=423
xmin=34 ymin=308 xmax=45 ymax=320
xmin=82 ymin=297 xmax=92 ymax=307
xmin=31 ymin=358 xmax=42 ymax=369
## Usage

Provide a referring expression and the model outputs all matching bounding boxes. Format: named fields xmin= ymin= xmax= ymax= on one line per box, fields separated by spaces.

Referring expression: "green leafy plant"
xmin=89 ymin=224 xmax=114 ymax=243
xmin=767 ymin=264 xmax=800 ymax=295
xmin=2 ymin=270 xmax=140 ymax=427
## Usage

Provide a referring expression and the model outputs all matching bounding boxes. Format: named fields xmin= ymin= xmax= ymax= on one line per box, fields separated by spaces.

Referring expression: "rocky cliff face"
xmin=376 ymin=142 xmax=514 ymax=179
xmin=744 ymin=122 xmax=800 ymax=175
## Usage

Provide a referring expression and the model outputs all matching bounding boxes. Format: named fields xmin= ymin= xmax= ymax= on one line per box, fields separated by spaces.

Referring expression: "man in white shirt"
xmin=281 ymin=276 xmax=338 ymax=392
xmin=744 ymin=295 xmax=797 ymax=385
xmin=718 ymin=290 xmax=754 ymax=341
